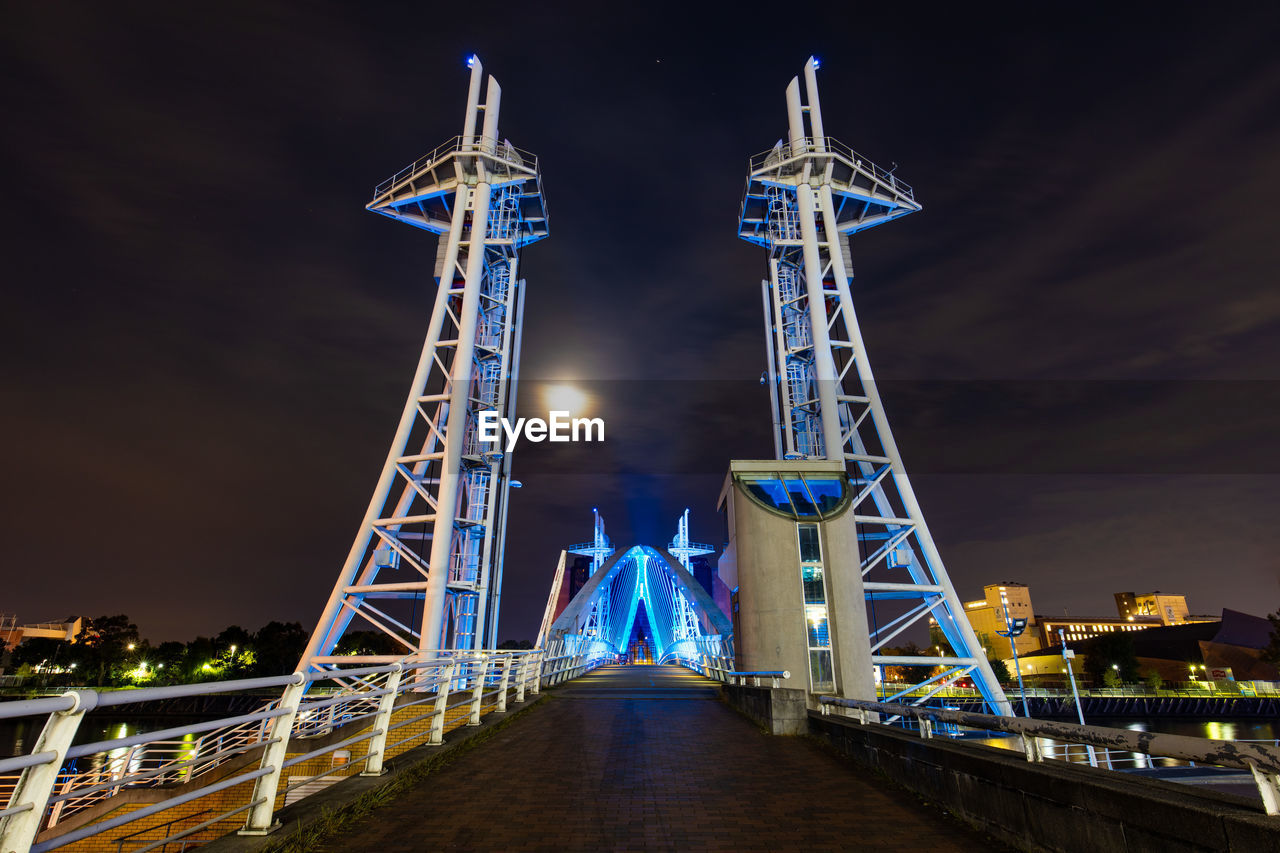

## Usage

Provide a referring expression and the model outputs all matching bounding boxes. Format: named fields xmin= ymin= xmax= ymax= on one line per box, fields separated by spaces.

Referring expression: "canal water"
xmin=0 ymin=714 xmax=230 ymax=773
xmin=974 ymin=717 xmax=1278 ymax=768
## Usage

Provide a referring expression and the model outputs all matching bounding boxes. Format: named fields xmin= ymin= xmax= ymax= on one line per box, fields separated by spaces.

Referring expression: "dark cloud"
xmin=2 ymin=4 xmax=1278 ymax=643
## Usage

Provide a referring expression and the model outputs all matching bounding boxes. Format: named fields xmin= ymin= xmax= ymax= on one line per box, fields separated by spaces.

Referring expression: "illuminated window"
xmin=798 ymin=524 xmax=822 ymax=563
xmin=738 ymin=472 xmax=852 ymax=520
xmin=797 ymin=523 xmax=833 ymax=692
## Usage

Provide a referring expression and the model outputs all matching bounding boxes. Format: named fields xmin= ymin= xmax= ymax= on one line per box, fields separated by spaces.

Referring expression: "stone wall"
xmin=809 ymin=711 xmax=1280 ymax=852
xmin=722 ymin=684 xmax=807 ymax=735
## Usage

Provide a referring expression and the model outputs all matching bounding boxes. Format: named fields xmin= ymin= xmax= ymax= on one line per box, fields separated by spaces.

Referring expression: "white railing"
xmin=725 ymin=670 xmax=790 ymax=689
xmin=538 ymin=652 xmax=606 ymax=686
xmin=870 ymin=680 xmax=1280 ymax=700
xmin=750 ymin=137 xmax=915 ymax=200
xmin=371 ymin=136 xmax=538 ymax=198
xmin=817 ymin=695 xmax=1280 ymax=816
xmin=699 ymin=665 xmax=789 ymax=689
xmin=36 ymin=709 xmax=275 ymax=826
xmin=694 ymin=656 xmax=737 ymax=685
xmin=0 ymin=649 xmax=547 ymax=853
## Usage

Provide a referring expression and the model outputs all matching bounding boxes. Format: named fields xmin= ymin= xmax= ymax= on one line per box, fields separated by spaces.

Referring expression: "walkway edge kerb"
xmin=200 ymin=694 xmax=549 ymax=853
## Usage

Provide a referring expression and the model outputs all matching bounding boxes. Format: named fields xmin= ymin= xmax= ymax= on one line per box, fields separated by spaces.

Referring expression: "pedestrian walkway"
xmin=319 ymin=665 xmax=1005 ymax=851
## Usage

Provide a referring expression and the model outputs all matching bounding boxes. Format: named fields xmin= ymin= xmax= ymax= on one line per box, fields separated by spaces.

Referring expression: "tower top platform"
xmin=738 ymin=135 xmax=921 ymax=248
xmin=367 ymin=135 xmax=549 ymax=244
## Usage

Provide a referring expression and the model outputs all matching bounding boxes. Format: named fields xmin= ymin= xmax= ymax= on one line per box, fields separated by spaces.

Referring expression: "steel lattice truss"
xmin=545 ymin=514 xmax=731 ymax=665
xmin=739 ymin=58 xmax=1013 ymax=715
xmin=567 ymin=509 xmax=615 ymax=640
xmin=300 ymin=57 xmax=548 ymax=672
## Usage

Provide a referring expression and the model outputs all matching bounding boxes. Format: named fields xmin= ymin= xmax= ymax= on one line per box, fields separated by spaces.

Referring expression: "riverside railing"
xmin=710 ymin=670 xmax=789 ymax=689
xmin=538 ymin=651 xmax=605 ymax=687
xmin=0 ymin=649 xmax=545 ymax=853
xmin=871 ymin=680 xmax=1280 ymax=700
xmin=818 ymin=695 xmax=1280 ymax=816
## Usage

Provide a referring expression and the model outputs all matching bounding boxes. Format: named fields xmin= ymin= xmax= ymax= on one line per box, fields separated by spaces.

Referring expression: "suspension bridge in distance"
xmin=3 ymin=56 xmax=1279 ymax=853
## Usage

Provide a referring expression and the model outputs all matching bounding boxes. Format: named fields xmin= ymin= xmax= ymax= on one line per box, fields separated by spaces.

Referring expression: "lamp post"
xmin=998 ymin=604 xmax=1030 ymax=717
xmin=1058 ymin=628 xmax=1097 ymax=767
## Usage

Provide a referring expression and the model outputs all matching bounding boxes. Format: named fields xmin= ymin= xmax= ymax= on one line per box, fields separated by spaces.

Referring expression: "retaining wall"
xmin=809 ymin=711 xmax=1280 ymax=852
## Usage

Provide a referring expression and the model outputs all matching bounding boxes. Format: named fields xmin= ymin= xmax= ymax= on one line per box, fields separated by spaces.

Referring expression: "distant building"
xmin=689 ymin=555 xmax=714 ymax=598
xmin=1037 ymin=615 xmax=1161 ymax=648
xmin=936 ymin=583 xmax=1218 ymax=659
xmin=1114 ymin=591 xmax=1215 ymax=626
xmin=954 ymin=583 xmax=1041 ymax=659
xmin=1019 ymin=609 xmax=1278 ymax=684
xmin=566 ymin=555 xmax=592 ymax=600
xmin=0 ymin=615 xmax=82 ymax=648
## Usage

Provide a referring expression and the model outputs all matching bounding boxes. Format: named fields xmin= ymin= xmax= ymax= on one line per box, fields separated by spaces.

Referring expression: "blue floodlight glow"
xmin=812 ymin=57 xmax=821 ymax=69
xmin=466 ymin=54 xmax=478 ymax=68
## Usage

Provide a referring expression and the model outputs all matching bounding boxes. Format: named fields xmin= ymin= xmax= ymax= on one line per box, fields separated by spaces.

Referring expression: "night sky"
xmin=4 ymin=4 xmax=1279 ymax=645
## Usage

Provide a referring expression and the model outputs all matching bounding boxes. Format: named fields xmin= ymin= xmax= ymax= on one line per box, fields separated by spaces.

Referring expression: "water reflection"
xmin=973 ymin=717 xmax=1278 ymax=769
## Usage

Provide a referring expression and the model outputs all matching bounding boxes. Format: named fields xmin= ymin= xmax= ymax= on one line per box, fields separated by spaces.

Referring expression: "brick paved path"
xmin=320 ymin=665 xmax=1003 ymax=851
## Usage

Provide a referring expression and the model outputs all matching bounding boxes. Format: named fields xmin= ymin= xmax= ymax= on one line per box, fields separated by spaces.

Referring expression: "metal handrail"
xmin=0 ymin=649 xmax=550 ymax=852
xmin=873 ymin=681 xmax=1280 ymax=699
xmin=371 ymin=136 xmax=538 ymax=198
xmin=723 ymin=670 xmax=790 ymax=688
xmin=749 ymin=136 xmax=914 ymax=199
xmin=818 ymin=695 xmax=1280 ymax=815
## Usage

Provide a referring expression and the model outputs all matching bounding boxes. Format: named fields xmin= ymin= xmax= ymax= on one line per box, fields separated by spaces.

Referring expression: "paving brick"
xmin=319 ymin=666 xmax=1005 ymax=851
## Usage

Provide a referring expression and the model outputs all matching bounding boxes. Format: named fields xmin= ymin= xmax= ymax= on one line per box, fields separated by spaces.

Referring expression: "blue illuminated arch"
xmin=547 ymin=545 xmax=732 ymax=664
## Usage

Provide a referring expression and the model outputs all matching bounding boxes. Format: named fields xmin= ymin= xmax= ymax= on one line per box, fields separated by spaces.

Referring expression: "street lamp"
xmin=997 ymin=604 xmax=1030 ymax=717
xmin=1057 ymin=628 xmax=1097 ymax=767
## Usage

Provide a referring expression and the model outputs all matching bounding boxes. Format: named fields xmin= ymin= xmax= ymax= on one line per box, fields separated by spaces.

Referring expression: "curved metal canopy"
xmin=548 ymin=545 xmax=731 ymax=664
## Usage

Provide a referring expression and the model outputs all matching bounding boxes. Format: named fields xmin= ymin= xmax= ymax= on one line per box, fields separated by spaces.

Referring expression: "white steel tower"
xmin=667 ymin=509 xmax=713 ymax=642
xmin=738 ymin=58 xmax=1012 ymax=715
xmin=567 ymin=509 xmax=615 ymax=639
xmin=300 ymin=56 xmax=549 ymax=671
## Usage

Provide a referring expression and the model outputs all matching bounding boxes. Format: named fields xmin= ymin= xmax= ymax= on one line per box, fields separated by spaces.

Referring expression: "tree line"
xmin=3 ymin=616 xmax=440 ymax=687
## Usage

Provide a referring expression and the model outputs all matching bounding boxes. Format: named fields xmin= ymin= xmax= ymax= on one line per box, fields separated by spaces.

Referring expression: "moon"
xmin=543 ymin=383 xmax=588 ymax=415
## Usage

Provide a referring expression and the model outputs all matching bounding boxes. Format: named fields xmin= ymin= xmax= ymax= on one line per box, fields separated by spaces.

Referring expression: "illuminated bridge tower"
xmin=300 ymin=56 xmax=549 ymax=671
xmin=737 ymin=57 xmax=1011 ymax=714
xmin=667 ymin=509 xmax=714 ymax=643
xmin=567 ymin=509 xmax=615 ymax=639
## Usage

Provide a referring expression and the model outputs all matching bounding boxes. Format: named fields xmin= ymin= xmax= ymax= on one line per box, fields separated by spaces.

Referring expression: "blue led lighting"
xmin=812 ymin=57 xmax=821 ymax=69
xmin=466 ymin=54 xmax=478 ymax=68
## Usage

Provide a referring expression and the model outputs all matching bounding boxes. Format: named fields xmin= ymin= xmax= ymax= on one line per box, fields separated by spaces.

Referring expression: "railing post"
xmin=113 ymin=746 xmax=137 ymax=795
xmin=430 ymin=662 xmax=456 ymax=745
xmin=1250 ymin=763 xmax=1280 ymax=816
xmin=496 ymin=655 xmax=512 ymax=713
xmin=0 ymin=691 xmax=94 ymax=853
xmin=529 ymin=653 xmax=541 ymax=695
xmin=468 ymin=655 xmax=489 ymax=726
xmin=361 ymin=665 xmax=403 ymax=777
xmin=239 ymin=675 xmax=305 ymax=836
xmin=515 ymin=656 xmax=528 ymax=703
xmin=1021 ymin=733 xmax=1044 ymax=763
